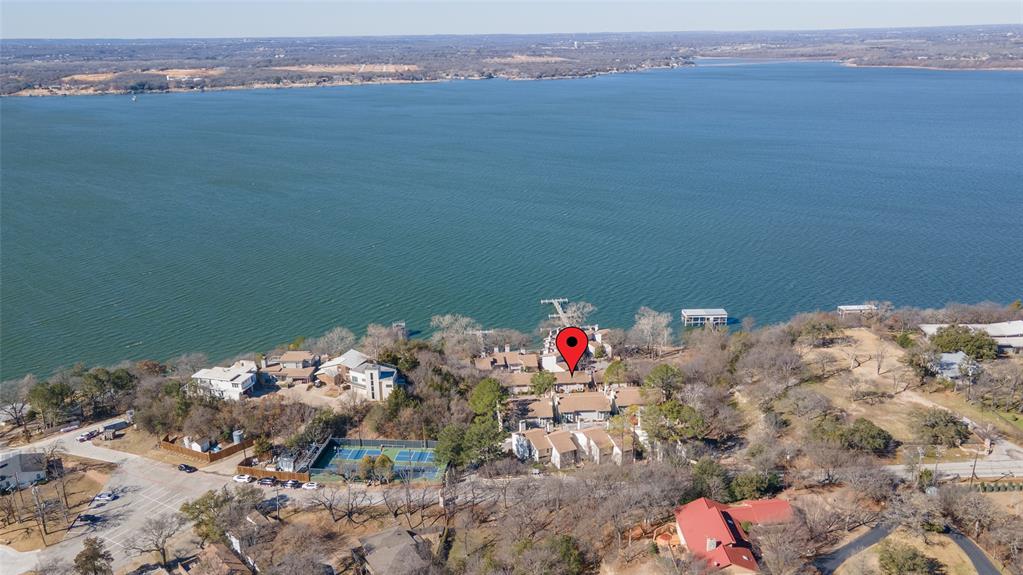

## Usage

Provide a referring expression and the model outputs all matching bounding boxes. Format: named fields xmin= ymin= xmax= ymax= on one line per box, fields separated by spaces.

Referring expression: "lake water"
xmin=2 ymin=61 xmax=1021 ymax=380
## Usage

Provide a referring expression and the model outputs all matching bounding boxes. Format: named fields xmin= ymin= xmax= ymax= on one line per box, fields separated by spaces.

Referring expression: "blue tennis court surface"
xmin=395 ymin=449 xmax=435 ymax=463
xmin=338 ymin=447 xmax=381 ymax=460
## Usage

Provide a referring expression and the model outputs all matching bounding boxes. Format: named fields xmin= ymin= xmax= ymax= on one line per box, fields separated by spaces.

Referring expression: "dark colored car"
xmin=177 ymin=464 xmax=197 ymax=473
xmin=78 ymin=514 xmax=100 ymax=524
xmin=258 ymin=477 xmax=277 ymax=486
xmin=283 ymin=479 xmax=302 ymax=489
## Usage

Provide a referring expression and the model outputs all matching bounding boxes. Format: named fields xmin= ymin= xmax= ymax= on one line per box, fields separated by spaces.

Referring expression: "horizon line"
xmin=3 ymin=22 xmax=1021 ymax=42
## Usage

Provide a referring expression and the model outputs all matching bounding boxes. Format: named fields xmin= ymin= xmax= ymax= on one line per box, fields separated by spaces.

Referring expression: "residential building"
xmin=316 ymin=349 xmax=403 ymax=401
xmin=191 ymin=361 xmax=258 ymax=401
xmin=572 ymin=428 xmax=614 ymax=464
xmin=499 ymin=370 xmax=592 ymax=396
xmin=512 ymin=428 xmax=553 ymax=465
xmin=920 ymin=320 xmax=1023 ymax=354
xmin=556 ymin=392 xmax=612 ymax=423
xmin=547 ymin=430 xmax=579 ymax=469
xmin=511 ymin=428 xmax=579 ymax=469
xmin=262 ymin=350 xmax=319 ymax=384
xmin=937 ymin=351 xmax=970 ymax=380
xmin=474 ymin=347 xmax=540 ymax=372
xmin=353 ymin=527 xmax=433 ymax=575
xmin=674 ymin=497 xmax=793 ymax=573
xmin=503 ymin=396 xmax=555 ymax=431
xmin=610 ymin=386 xmax=663 ymax=413
xmin=0 ymin=452 xmax=46 ymax=490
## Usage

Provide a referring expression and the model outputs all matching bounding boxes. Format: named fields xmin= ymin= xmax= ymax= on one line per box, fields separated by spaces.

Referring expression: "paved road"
xmin=948 ymin=530 xmax=1002 ymax=575
xmin=885 ymin=436 xmax=1023 ymax=481
xmin=814 ymin=523 xmax=895 ymax=574
xmin=815 ymin=523 xmax=1004 ymax=575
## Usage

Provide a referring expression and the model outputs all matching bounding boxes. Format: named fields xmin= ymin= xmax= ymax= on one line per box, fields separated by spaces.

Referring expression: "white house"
xmin=191 ymin=360 xmax=258 ymax=401
xmin=0 ymin=452 xmax=47 ymax=490
xmin=317 ymin=349 xmax=403 ymax=401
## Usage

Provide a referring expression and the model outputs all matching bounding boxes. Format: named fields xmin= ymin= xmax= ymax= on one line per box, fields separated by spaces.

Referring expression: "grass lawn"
xmin=0 ymin=456 xmax=115 ymax=551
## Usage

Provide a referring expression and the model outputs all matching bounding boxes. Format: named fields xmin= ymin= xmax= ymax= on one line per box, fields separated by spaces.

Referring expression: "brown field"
xmin=982 ymin=490 xmax=1023 ymax=517
xmin=0 ymin=456 xmax=114 ymax=551
xmin=63 ymin=72 xmax=118 ymax=82
xmin=834 ymin=527 xmax=985 ymax=575
xmin=485 ymin=54 xmax=571 ymax=64
xmin=147 ymin=67 xmax=225 ymax=78
xmin=805 ymin=328 xmax=1015 ymax=461
xmin=271 ymin=64 xmax=420 ymax=74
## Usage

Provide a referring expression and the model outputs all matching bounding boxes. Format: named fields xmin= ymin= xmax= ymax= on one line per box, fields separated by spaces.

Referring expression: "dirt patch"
xmin=98 ymin=427 xmax=209 ymax=468
xmin=150 ymin=67 xmax=225 ymax=78
xmin=272 ymin=64 xmax=419 ymax=74
xmin=63 ymin=72 xmax=118 ymax=83
xmin=981 ymin=490 xmax=1023 ymax=518
xmin=0 ymin=457 xmax=115 ymax=551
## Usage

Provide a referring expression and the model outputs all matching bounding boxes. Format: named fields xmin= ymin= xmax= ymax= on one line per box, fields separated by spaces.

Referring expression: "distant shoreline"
xmin=4 ymin=62 xmax=691 ymax=98
xmin=6 ymin=58 xmax=1022 ymax=98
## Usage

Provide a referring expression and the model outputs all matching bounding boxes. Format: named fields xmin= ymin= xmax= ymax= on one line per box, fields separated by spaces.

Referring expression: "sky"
xmin=1 ymin=0 xmax=1020 ymax=39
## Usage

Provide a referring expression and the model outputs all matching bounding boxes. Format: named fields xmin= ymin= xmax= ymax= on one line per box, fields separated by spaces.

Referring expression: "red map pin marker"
xmin=555 ymin=326 xmax=588 ymax=375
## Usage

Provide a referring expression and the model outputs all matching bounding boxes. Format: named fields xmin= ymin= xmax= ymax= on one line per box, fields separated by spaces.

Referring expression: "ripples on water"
xmin=2 ymin=62 xmax=1021 ymax=378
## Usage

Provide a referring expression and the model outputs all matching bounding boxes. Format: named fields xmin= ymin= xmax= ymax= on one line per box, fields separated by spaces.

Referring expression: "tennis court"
xmin=337 ymin=447 xmax=382 ymax=461
xmin=311 ymin=439 xmax=445 ymax=482
xmin=394 ymin=449 xmax=436 ymax=464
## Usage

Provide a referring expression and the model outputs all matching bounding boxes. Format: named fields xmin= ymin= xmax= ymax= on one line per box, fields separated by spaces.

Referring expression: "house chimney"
xmin=493 ymin=346 xmax=499 ymax=354
xmin=505 ymin=344 xmax=511 ymax=353
xmin=518 ymin=420 xmax=526 ymax=432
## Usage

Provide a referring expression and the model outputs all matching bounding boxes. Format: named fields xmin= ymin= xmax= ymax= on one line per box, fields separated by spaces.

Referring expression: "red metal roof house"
xmin=673 ymin=497 xmax=794 ymax=573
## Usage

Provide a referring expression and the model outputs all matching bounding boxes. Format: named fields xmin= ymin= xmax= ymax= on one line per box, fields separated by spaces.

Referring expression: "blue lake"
xmin=2 ymin=61 xmax=1021 ymax=379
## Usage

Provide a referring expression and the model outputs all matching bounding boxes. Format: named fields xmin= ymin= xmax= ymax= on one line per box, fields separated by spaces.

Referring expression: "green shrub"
xmin=877 ymin=541 xmax=942 ymax=575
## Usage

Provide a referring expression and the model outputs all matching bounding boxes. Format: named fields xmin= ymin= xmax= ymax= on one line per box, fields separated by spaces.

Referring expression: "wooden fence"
xmin=237 ymin=458 xmax=311 ymax=482
xmin=159 ymin=435 xmax=255 ymax=463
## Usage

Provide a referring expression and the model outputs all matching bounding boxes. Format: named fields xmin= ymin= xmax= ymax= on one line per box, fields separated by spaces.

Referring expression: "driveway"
xmin=814 ymin=523 xmax=894 ymax=574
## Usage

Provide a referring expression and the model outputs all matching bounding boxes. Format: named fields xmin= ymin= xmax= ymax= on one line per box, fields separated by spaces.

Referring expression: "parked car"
xmin=301 ymin=482 xmax=320 ymax=490
xmin=258 ymin=477 xmax=276 ymax=486
xmin=232 ymin=474 xmax=252 ymax=483
xmin=283 ymin=480 xmax=302 ymax=489
xmin=78 ymin=514 xmax=100 ymax=524
xmin=77 ymin=429 xmax=100 ymax=442
xmin=94 ymin=492 xmax=117 ymax=502
xmin=60 ymin=423 xmax=81 ymax=433
xmin=177 ymin=464 xmax=197 ymax=473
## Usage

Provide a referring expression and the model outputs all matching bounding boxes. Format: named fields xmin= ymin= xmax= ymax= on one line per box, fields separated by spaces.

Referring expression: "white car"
xmin=301 ymin=481 xmax=320 ymax=490
xmin=94 ymin=492 xmax=117 ymax=501
xmin=232 ymin=474 xmax=252 ymax=483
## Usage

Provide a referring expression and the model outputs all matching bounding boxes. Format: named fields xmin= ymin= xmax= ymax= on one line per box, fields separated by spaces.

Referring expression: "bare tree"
xmin=360 ymin=323 xmax=402 ymax=357
xmin=0 ymin=375 xmax=33 ymax=433
xmin=309 ymin=326 xmax=356 ymax=356
xmin=751 ymin=518 xmax=814 ymax=575
xmin=430 ymin=314 xmax=483 ymax=358
xmin=628 ymin=307 xmax=672 ymax=355
xmin=874 ymin=343 xmax=887 ymax=376
xmin=562 ymin=301 xmax=596 ymax=327
xmin=309 ymin=484 xmax=369 ymax=525
xmin=126 ymin=513 xmax=185 ymax=566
